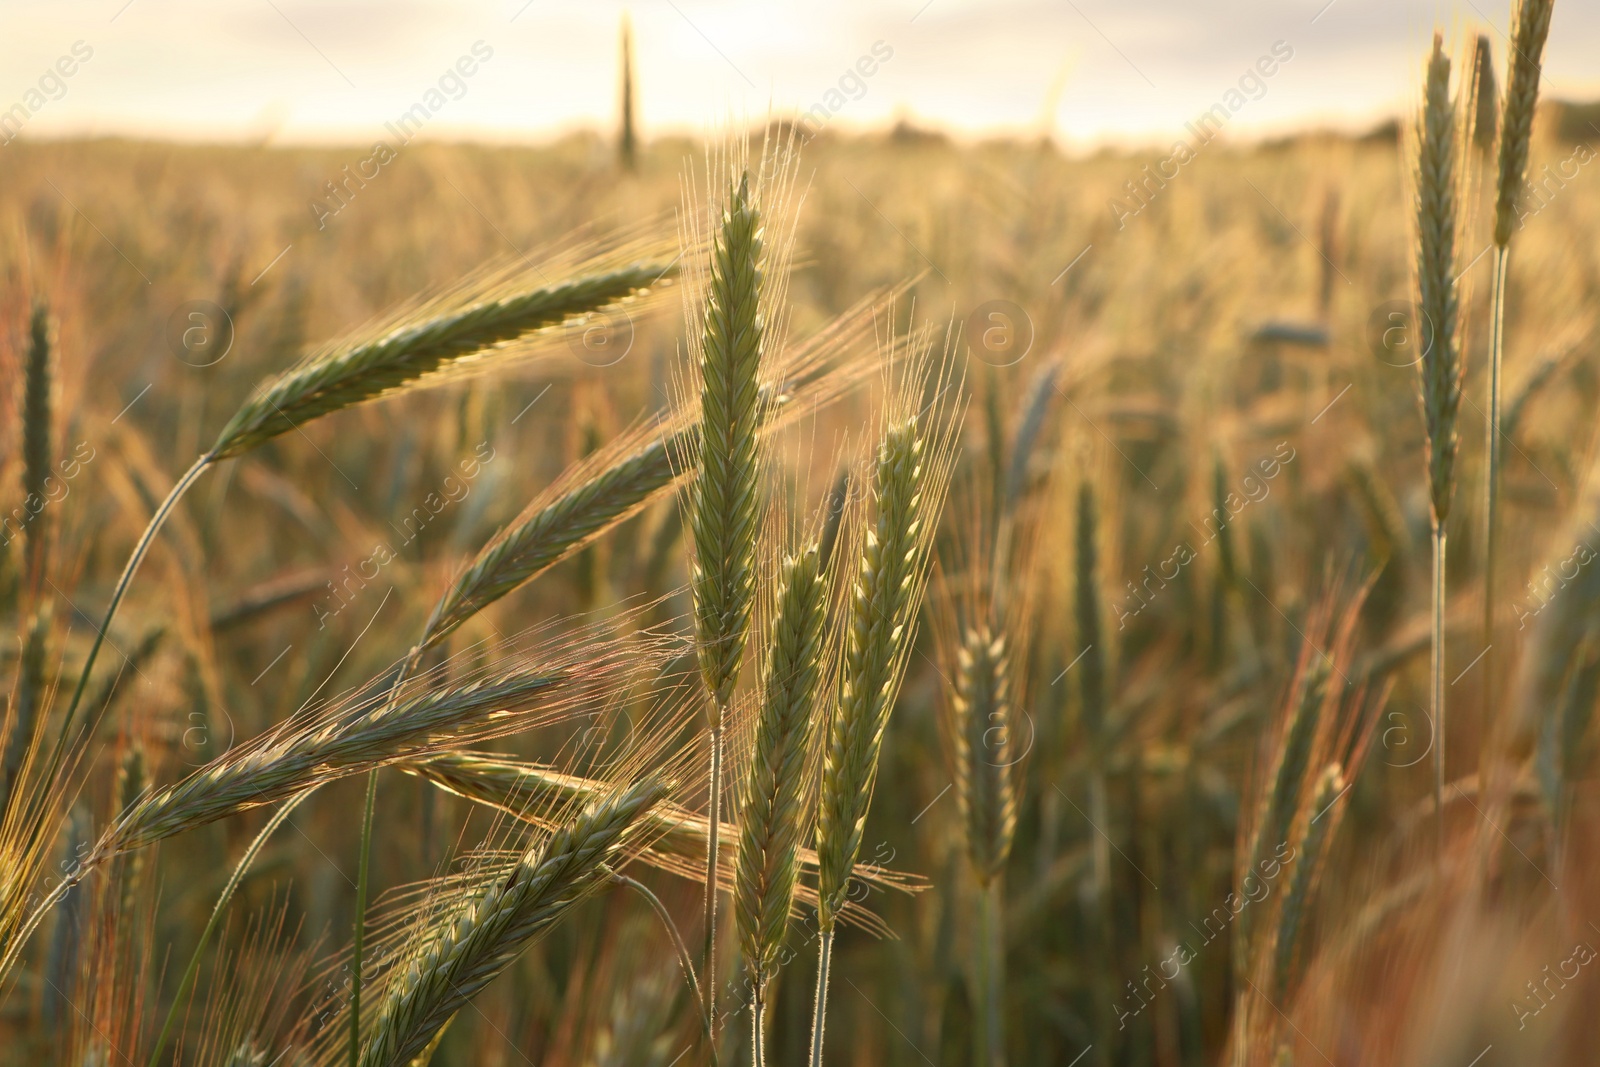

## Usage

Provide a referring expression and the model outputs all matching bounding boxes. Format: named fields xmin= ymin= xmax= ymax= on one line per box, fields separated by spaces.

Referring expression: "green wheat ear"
xmin=358 ymin=778 xmax=667 ymax=1067
xmin=953 ymin=624 xmax=1017 ymax=885
xmin=736 ymin=543 xmax=827 ymax=983
xmin=690 ymin=169 xmax=766 ymax=715
xmin=1415 ymin=34 xmax=1463 ymax=530
xmin=212 ymin=262 xmax=673 ymax=459
xmin=816 ymin=418 xmax=928 ymax=928
xmin=1493 ymin=0 xmax=1556 ymax=246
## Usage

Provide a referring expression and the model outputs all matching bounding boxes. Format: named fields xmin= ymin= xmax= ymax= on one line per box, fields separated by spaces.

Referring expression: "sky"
xmin=0 ymin=0 xmax=1596 ymax=150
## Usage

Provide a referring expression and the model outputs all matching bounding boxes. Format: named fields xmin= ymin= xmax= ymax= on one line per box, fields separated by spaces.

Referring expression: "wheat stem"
xmin=351 ymin=766 xmax=379 ymax=1067
xmin=48 ymin=454 xmax=215 ymax=804
xmin=1482 ymin=245 xmax=1509 ymax=758
xmin=146 ymin=794 xmax=307 ymax=1067
xmin=701 ymin=722 xmax=724 ymax=1047
xmin=1432 ymin=526 xmax=1448 ymax=857
xmin=808 ymin=928 xmax=835 ymax=1067
xmin=612 ymin=870 xmax=714 ymax=1056
xmin=975 ymin=878 xmax=1006 ymax=1067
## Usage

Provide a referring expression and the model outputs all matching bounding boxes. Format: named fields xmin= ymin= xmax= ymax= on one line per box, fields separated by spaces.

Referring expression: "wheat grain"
xmin=423 ymin=426 xmax=695 ymax=646
xmin=690 ymin=168 xmax=766 ymax=712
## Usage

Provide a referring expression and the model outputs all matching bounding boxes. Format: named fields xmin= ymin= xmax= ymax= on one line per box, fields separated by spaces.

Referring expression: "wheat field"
xmin=2 ymin=8 xmax=1600 ymax=1065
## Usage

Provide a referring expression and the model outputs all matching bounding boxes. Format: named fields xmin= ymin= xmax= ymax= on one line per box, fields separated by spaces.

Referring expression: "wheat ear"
xmin=424 ymin=426 xmax=694 ymax=645
xmin=952 ymin=624 xmax=1016 ymax=1067
xmin=1415 ymin=35 xmax=1464 ymax=856
xmin=1493 ymin=0 xmax=1555 ymax=248
xmin=21 ymin=301 xmax=53 ymax=583
xmin=48 ymin=263 xmax=670 ymax=840
xmin=112 ymin=672 xmax=565 ymax=850
xmin=689 ymin=169 xmax=767 ymax=1043
xmin=357 ymin=778 xmax=667 ymax=1067
xmin=736 ymin=544 xmax=826 ymax=1065
xmin=1272 ymin=764 xmax=1345 ymax=1003
xmin=1239 ymin=658 xmax=1327 ymax=963
xmin=953 ymin=625 xmax=1018 ymax=886
xmin=212 ymin=262 xmax=671 ymax=458
xmin=811 ymin=418 xmax=935 ymax=1067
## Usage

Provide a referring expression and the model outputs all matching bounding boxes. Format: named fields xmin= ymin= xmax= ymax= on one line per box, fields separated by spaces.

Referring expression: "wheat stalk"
xmin=357 ymin=778 xmax=667 ymax=1067
xmin=735 ymin=544 xmax=826 ymax=1065
xmin=1483 ymin=0 xmax=1556 ymax=786
xmin=1414 ymin=34 xmax=1464 ymax=855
